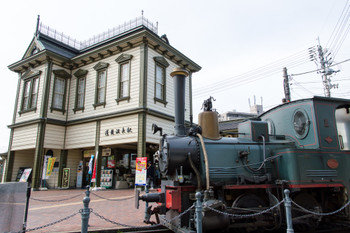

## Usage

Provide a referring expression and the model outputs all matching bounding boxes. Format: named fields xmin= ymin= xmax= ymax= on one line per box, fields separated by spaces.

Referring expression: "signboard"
xmin=19 ymin=168 xmax=32 ymax=182
xmin=135 ymin=157 xmax=147 ymax=186
xmin=62 ymin=168 xmax=70 ymax=189
xmin=76 ymin=161 xmax=83 ymax=188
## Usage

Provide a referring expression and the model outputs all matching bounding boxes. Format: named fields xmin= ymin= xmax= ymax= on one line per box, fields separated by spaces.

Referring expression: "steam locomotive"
xmin=136 ymin=68 xmax=350 ymax=232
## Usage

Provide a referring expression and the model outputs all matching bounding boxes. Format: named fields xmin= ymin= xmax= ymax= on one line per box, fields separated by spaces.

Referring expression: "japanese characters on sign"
xmin=105 ymin=127 xmax=132 ymax=136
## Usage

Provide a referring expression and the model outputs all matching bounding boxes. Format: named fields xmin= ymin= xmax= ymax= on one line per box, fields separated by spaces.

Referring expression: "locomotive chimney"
xmin=170 ymin=67 xmax=189 ymax=136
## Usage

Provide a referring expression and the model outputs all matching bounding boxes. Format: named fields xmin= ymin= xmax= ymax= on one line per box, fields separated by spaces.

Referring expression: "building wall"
xmin=14 ymin=64 xmax=46 ymax=124
xmin=66 ymin=149 xmax=82 ymax=188
xmin=65 ymin=122 xmax=96 ymax=149
xmin=44 ymin=124 xmax=65 ymax=149
xmin=67 ymin=47 xmax=141 ymax=122
xmin=45 ymin=149 xmax=61 ymax=188
xmin=12 ymin=124 xmax=38 ymax=150
xmin=99 ymin=115 xmax=138 ymax=146
xmin=11 ymin=149 xmax=35 ymax=182
xmin=146 ymin=49 xmax=191 ymax=122
xmin=146 ymin=115 xmax=175 ymax=144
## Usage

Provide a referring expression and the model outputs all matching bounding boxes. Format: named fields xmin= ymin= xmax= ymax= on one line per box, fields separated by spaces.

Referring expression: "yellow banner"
xmin=46 ymin=157 xmax=56 ymax=177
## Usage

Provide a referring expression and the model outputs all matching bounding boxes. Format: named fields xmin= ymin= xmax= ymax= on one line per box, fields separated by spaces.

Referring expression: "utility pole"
xmin=309 ymin=39 xmax=339 ymax=97
xmin=283 ymin=67 xmax=291 ymax=102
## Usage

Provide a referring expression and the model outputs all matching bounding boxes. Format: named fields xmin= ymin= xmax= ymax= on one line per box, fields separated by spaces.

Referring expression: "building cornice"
xmin=8 ymin=107 xmax=179 ymax=128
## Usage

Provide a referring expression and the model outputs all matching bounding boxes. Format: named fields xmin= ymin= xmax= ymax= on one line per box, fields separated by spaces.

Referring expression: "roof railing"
xmin=38 ymin=16 xmax=158 ymax=50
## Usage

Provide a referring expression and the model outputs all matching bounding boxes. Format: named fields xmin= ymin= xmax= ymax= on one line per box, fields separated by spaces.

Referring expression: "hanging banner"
xmin=135 ymin=157 xmax=147 ymax=186
xmin=42 ymin=155 xmax=51 ymax=180
xmin=46 ymin=157 xmax=56 ymax=178
xmin=91 ymin=153 xmax=97 ymax=183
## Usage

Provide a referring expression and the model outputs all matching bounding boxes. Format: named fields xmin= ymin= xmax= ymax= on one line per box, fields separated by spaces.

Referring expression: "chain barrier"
xmin=91 ymin=210 xmax=162 ymax=229
xmin=30 ymin=193 xmax=83 ymax=202
xmin=159 ymin=204 xmax=196 ymax=232
xmin=205 ymin=199 xmax=284 ymax=218
xmin=90 ymin=191 xmax=135 ymax=201
xmin=291 ymin=199 xmax=350 ymax=216
xmin=90 ymin=204 xmax=195 ymax=230
xmin=17 ymin=211 xmax=80 ymax=233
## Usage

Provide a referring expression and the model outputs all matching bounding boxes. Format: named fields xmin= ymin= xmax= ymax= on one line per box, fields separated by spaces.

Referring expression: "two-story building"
xmin=5 ymin=16 xmax=201 ymax=190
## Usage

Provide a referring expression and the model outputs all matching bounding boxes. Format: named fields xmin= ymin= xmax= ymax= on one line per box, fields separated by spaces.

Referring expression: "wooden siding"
xmin=11 ymin=149 xmax=35 ymax=181
xmin=66 ymin=149 xmax=82 ymax=188
xmin=146 ymin=115 xmax=175 ymax=144
xmin=65 ymin=122 xmax=96 ymax=149
xmin=15 ymin=64 xmax=46 ymax=124
xmin=12 ymin=124 xmax=38 ymax=150
xmin=45 ymin=149 xmax=61 ymax=188
xmin=44 ymin=124 xmax=65 ymax=149
xmin=99 ymin=115 xmax=138 ymax=146
xmin=146 ymin=49 xmax=191 ymax=122
xmin=67 ymin=47 xmax=140 ymax=122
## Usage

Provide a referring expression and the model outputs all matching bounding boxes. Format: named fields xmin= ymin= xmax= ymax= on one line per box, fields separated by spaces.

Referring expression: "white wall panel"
xmin=44 ymin=124 xmax=65 ymax=149
xmin=99 ymin=115 xmax=138 ymax=146
xmin=12 ymin=124 xmax=38 ymax=150
xmin=65 ymin=122 xmax=96 ymax=149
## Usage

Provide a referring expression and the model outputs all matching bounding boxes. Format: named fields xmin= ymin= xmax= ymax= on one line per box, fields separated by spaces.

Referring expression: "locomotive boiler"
xmin=136 ymin=67 xmax=350 ymax=232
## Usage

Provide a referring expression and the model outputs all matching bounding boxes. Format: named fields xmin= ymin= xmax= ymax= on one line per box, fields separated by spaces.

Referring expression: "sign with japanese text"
xmin=135 ymin=157 xmax=147 ymax=186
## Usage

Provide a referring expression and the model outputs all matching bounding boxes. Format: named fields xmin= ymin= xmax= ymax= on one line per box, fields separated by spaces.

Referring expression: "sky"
xmin=0 ymin=0 xmax=349 ymax=153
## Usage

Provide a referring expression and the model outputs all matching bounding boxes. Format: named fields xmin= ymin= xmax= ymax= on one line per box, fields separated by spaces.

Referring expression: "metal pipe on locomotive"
xmin=136 ymin=67 xmax=350 ymax=232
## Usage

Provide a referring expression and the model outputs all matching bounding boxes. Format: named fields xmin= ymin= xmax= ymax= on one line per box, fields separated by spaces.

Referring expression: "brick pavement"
xmin=26 ymin=187 xmax=154 ymax=233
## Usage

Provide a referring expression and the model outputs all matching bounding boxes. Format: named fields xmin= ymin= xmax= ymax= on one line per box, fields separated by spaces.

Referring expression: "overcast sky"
xmin=0 ymin=0 xmax=349 ymax=153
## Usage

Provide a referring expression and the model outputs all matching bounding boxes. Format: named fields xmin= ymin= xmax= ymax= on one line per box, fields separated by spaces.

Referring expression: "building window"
xmin=52 ymin=77 xmax=66 ymax=110
xmin=115 ymin=54 xmax=133 ymax=103
xmin=97 ymin=70 xmax=106 ymax=103
xmin=50 ymin=69 xmax=71 ymax=113
xmin=73 ymin=69 xmax=88 ymax=113
xmin=93 ymin=62 xmax=109 ymax=108
xmin=153 ymin=57 xmax=169 ymax=106
xmin=21 ymin=76 xmax=39 ymax=112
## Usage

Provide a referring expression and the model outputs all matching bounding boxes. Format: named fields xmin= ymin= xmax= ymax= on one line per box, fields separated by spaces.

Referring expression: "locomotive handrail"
xmin=197 ymin=133 xmax=210 ymax=190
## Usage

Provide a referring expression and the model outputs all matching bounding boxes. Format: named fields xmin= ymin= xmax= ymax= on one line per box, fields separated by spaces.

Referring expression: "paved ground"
xmin=26 ymin=187 xmax=154 ymax=233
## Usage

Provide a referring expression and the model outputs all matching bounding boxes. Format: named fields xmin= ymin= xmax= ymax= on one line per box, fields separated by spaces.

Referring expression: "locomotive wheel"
xmin=231 ymin=193 xmax=267 ymax=233
xmin=291 ymin=192 xmax=322 ymax=232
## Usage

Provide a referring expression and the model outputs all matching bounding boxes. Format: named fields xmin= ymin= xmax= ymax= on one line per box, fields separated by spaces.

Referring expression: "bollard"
xmin=81 ymin=185 xmax=91 ymax=233
xmin=144 ymin=184 xmax=150 ymax=222
xmin=195 ymin=192 xmax=203 ymax=233
xmin=284 ymin=189 xmax=294 ymax=233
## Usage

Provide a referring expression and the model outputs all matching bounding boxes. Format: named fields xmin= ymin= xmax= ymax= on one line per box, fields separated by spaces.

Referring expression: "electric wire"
xmin=193 ymin=49 xmax=311 ymax=98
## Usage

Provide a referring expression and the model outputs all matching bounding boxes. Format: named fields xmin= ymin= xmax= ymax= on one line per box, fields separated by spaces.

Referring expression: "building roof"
xmin=9 ymin=16 xmax=201 ymax=74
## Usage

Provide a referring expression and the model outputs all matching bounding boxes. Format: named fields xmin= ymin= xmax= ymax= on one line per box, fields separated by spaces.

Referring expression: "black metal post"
xmin=23 ymin=182 xmax=31 ymax=231
xmin=81 ymin=186 xmax=91 ymax=233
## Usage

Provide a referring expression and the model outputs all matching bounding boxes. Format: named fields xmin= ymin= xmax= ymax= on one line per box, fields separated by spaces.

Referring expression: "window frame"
xmin=153 ymin=57 xmax=169 ymax=106
xmin=50 ymin=69 xmax=71 ymax=114
xmin=115 ymin=54 xmax=133 ymax=104
xmin=73 ymin=69 xmax=88 ymax=113
xmin=19 ymin=73 xmax=40 ymax=114
xmin=93 ymin=62 xmax=109 ymax=109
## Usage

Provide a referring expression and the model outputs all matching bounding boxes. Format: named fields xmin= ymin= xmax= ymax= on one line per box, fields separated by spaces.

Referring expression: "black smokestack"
xmin=170 ymin=67 xmax=189 ymax=136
